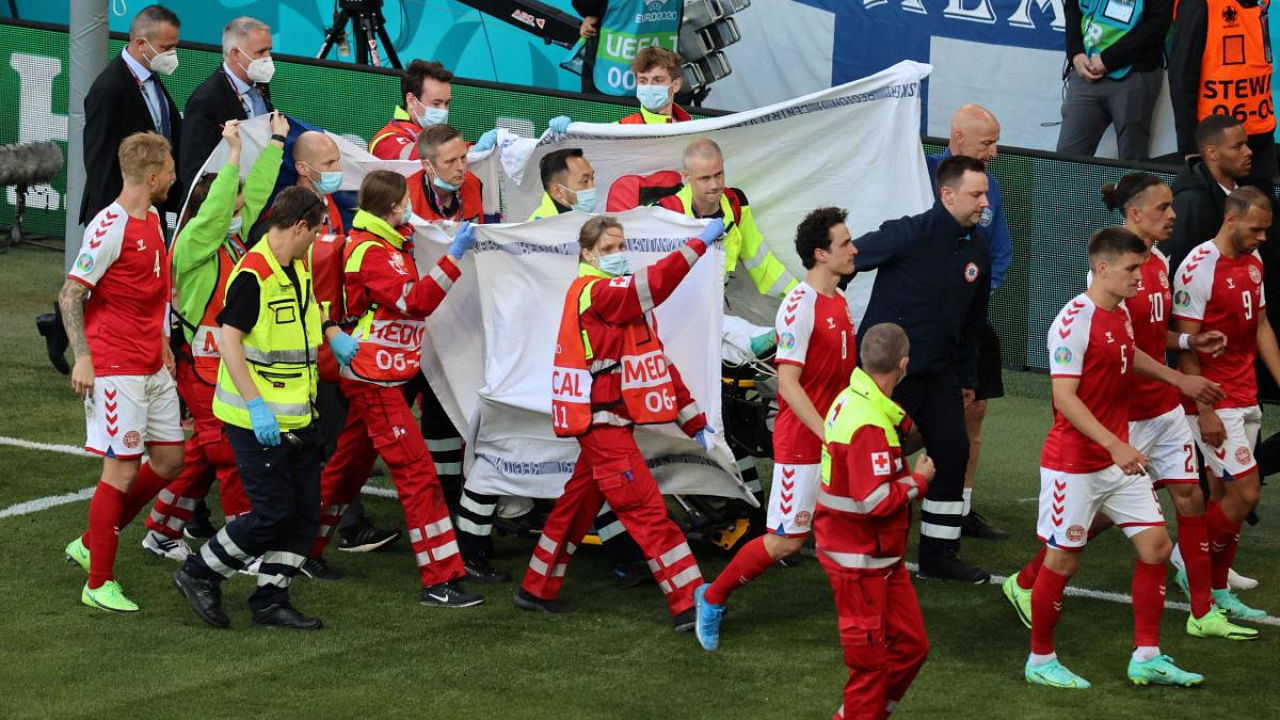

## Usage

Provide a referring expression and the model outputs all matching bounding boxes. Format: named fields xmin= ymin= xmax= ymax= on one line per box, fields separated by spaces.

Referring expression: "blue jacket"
xmin=927 ymin=150 xmax=1011 ymax=292
xmin=851 ymin=202 xmax=991 ymax=387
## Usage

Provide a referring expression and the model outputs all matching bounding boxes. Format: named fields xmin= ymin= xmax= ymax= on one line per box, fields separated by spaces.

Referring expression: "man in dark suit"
xmin=178 ymin=16 xmax=275 ymax=194
xmin=80 ymin=5 xmax=182 ymax=226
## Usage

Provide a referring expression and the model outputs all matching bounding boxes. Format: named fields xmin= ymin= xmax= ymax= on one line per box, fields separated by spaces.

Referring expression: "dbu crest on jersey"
xmin=963 ymin=262 xmax=980 ymax=283
xmin=1174 ymin=289 xmax=1191 ymax=309
xmin=979 ymin=206 xmax=993 ymax=228
xmin=779 ymin=332 xmax=796 ymax=350
xmin=1053 ymin=346 xmax=1072 ymax=365
xmin=1249 ymin=265 xmax=1262 ymax=285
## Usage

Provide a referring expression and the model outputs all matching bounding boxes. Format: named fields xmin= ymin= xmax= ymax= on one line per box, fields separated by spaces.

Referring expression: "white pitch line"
xmin=3 ymin=434 xmax=1277 ymax=626
xmin=0 ymin=486 xmax=96 ymax=519
xmin=0 ymin=434 xmax=402 ymax=515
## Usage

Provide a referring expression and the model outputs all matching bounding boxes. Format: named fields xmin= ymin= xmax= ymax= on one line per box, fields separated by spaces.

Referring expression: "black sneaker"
xmin=300 ymin=556 xmax=342 ymax=580
xmin=338 ymin=518 xmax=402 ymax=553
xmin=916 ymin=549 xmax=989 ymax=584
xmin=251 ymin=602 xmax=323 ymax=630
xmin=420 ymin=581 xmax=484 ymax=608
xmin=172 ymin=566 xmax=229 ymax=628
xmin=777 ymin=552 xmax=805 ymax=568
xmin=514 ymin=588 xmax=574 ymax=614
xmin=183 ymin=501 xmax=215 ymax=541
xmin=672 ymin=608 xmax=696 ymax=633
xmin=464 ymin=556 xmax=511 ymax=584
xmin=961 ymin=510 xmax=1010 ymax=540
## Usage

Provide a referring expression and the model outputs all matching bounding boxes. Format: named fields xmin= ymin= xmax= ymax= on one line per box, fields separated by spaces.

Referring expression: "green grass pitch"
xmin=0 ymin=246 xmax=1275 ymax=719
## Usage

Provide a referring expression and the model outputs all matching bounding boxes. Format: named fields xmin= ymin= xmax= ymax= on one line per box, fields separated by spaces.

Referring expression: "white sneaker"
xmin=1229 ymin=568 xmax=1259 ymax=591
xmin=141 ymin=530 xmax=192 ymax=562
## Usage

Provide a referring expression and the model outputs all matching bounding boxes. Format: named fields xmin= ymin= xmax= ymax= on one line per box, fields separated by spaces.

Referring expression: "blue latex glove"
xmin=549 ymin=115 xmax=572 ymax=134
xmin=694 ymin=426 xmax=717 ymax=453
xmin=699 ymin=217 xmax=726 ymax=245
xmin=328 ymin=331 xmax=359 ymax=366
xmin=449 ymin=221 xmax=477 ymax=257
xmin=473 ymin=129 xmax=498 ymax=153
xmin=246 ymin=397 xmax=281 ymax=447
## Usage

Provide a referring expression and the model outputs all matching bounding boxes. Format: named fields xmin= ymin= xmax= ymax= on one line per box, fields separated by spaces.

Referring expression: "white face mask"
xmin=240 ymin=50 xmax=275 ymax=83
xmin=227 ymin=214 xmax=243 ymax=238
xmin=145 ymin=39 xmax=179 ymax=76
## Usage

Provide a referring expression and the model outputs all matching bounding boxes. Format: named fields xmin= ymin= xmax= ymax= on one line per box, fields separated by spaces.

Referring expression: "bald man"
xmin=1056 ymin=0 xmax=1170 ymax=160
xmin=925 ymin=104 xmax=1011 ymax=542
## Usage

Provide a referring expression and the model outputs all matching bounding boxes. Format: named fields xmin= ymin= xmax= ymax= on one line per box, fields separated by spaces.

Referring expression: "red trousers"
xmin=521 ymin=424 xmax=702 ymax=617
xmin=313 ymin=378 xmax=463 ymax=587
xmin=821 ymin=560 xmax=929 ymax=720
xmin=146 ymin=359 xmax=249 ymax=538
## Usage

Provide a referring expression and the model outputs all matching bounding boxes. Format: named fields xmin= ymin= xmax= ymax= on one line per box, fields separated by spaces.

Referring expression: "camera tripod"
xmin=318 ymin=0 xmax=402 ymax=69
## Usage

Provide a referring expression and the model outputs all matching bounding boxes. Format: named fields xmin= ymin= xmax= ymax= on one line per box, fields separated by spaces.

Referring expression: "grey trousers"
xmin=1056 ymin=68 xmax=1163 ymax=161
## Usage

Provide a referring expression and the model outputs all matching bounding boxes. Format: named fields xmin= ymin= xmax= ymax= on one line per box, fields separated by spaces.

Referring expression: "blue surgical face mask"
xmin=399 ymin=204 xmax=413 ymax=225
xmin=636 ymin=84 xmax=670 ymax=112
xmin=428 ymin=161 xmax=462 ymax=193
xmin=598 ymin=251 xmax=630 ymax=277
xmin=417 ymin=105 xmax=449 ymax=127
xmin=227 ymin=214 xmax=243 ymax=238
xmin=304 ymin=162 xmax=342 ymax=194
xmin=561 ymin=184 xmax=597 ymax=213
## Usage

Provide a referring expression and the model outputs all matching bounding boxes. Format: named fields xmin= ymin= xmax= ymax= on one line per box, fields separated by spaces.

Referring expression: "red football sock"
xmin=704 ymin=535 xmax=775 ymax=605
xmin=1016 ymin=546 xmax=1047 ymax=590
xmin=1176 ymin=514 xmax=1212 ymax=617
xmin=1030 ymin=566 xmax=1068 ymax=655
xmin=120 ymin=462 xmax=171 ymax=528
xmin=87 ymin=481 xmax=127 ymax=589
xmin=1204 ymin=501 xmax=1240 ymax=590
xmin=1132 ymin=560 xmax=1166 ymax=648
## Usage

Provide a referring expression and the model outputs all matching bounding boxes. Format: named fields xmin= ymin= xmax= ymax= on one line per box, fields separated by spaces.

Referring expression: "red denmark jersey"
xmin=1123 ymin=250 xmax=1180 ymax=421
xmin=1042 ymin=293 xmax=1135 ymax=473
xmin=774 ymin=282 xmax=857 ymax=464
xmin=67 ymin=202 xmax=169 ymax=377
xmin=1173 ymin=241 xmax=1266 ymax=409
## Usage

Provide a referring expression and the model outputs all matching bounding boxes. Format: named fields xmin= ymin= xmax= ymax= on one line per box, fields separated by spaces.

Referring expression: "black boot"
xmin=961 ymin=509 xmax=1009 ymax=540
xmin=916 ymin=539 xmax=989 ymax=584
xmin=173 ymin=565 xmax=229 ymax=628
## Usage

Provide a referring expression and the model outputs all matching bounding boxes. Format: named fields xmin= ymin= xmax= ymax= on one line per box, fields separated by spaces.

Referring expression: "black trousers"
xmin=892 ymin=368 xmax=970 ymax=560
xmin=189 ymin=424 xmax=323 ymax=611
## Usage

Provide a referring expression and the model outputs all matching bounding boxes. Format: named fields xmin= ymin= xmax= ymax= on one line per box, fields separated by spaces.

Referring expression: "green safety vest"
xmin=1080 ymin=0 xmax=1144 ymax=80
xmin=821 ymin=367 xmax=906 ymax=487
xmin=212 ymin=242 xmax=322 ymax=431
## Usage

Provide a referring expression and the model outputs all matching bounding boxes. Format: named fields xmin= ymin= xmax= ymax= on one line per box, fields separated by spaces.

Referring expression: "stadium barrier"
xmin=0 ymin=18 xmax=1187 ymax=375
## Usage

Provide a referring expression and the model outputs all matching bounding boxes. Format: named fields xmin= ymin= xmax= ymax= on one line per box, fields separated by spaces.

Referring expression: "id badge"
xmin=1102 ymin=0 xmax=1135 ymax=24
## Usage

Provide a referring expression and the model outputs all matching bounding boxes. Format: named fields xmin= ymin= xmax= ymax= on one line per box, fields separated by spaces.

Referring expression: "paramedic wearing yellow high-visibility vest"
xmin=173 ymin=187 xmax=361 ymax=630
xmin=529 ymin=148 xmax=598 ymax=221
xmin=1170 ymin=0 xmax=1278 ymax=191
xmin=656 ymin=138 xmax=797 ymax=299
xmin=543 ymin=45 xmax=691 ymax=132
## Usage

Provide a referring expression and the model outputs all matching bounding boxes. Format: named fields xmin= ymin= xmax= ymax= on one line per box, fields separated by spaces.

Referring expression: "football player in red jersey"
xmin=1005 ymin=173 xmax=1253 ymax=640
xmin=59 ymin=131 xmax=185 ymax=612
xmin=1173 ymin=186 xmax=1279 ymax=623
xmin=1021 ymin=227 xmax=1222 ymax=689
xmin=694 ymin=207 xmax=859 ymax=651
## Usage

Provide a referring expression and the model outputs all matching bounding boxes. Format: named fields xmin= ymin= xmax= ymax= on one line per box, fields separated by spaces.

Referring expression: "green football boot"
xmin=1187 ymin=607 xmax=1258 ymax=640
xmin=65 ymin=536 xmax=90 ymax=573
xmin=1127 ymin=654 xmax=1204 ymax=687
xmin=81 ymin=580 xmax=139 ymax=613
xmin=1002 ymin=574 xmax=1032 ymax=629
xmin=1025 ymin=657 xmax=1091 ymax=689
xmin=1212 ymin=589 xmax=1267 ymax=622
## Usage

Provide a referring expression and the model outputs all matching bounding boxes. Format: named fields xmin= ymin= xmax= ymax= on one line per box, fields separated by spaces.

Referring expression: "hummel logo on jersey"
xmin=826 ymin=317 xmax=836 ymax=330
xmin=1105 ymin=331 xmax=1115 ymax=344
xmin=136 ymin=237 xmax=147 ymax=252
xmin=1227 ymin=277 xmax=1236 ymax=289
